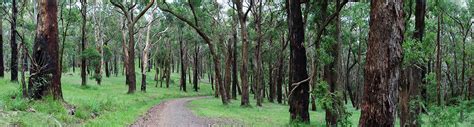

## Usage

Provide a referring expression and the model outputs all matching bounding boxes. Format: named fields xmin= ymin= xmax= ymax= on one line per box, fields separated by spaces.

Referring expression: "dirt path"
xmin=130 ymin=96 xmax=240 ymax=127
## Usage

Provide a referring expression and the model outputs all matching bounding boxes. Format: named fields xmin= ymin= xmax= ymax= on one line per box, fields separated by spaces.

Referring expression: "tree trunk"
xmin=0 ymin=8 xmax=4 ymax=77
xmin=29 ymin=0 xmax=62 ymax=100
xmin=114 ymin=51 xmax=118 ymax=77
xmin=180 ymin=39 xmax=187 ymax=92
xmin=110 ymin=0 xmax=154 ymax=93
xmin=193 ymin=43 xmax=199 ymax=92
xmin=359 ymin=0 xmax=404 ymax=126
xmin=11 ymin=0 xmax=19 ymax=82
xmin=210 ymin=43 xmax=228 ymax=104
xmin=92 ymin=2 xmax=102 ymax=85
xmin=80 ymin=0 xmax=87 ymax=86
xmin=20 ymin=45 xmax=27 ymax=97
xmin=59 ymin=0 xmax=70 ymax=74
xmin=225 ymin=41 xmax=232 ymax=99
xmin=253 ymin=0 xmax=264 ymax=107
xmin=277 ymin=34 xmax=286 ymax=104
xmin=436 ymin=10 xmax=442 ymax=106
xmin=126 ymin=23 xmax=137 ymax=94
xmin=166 ymin=44 xmax=171 ymax=88
xmin=235 ymin=0 xmax=250 ymax=106
xmin=141 ymin=22 xmax=153 ymax=92
xmin=188 ymin=64 xmax=192 ymax=84
xmin=355 ymin=28 xmax=364 ymax=109
xmin=269 ymin=62 xmax=275 ymax=103
xmin=345 ymin=36 xmax=357 ymax=108
xmin=232 ymin=27 xmax=239 ymax=99
xmin=324 ymin=0 xmax=342 ymax=125
xmin=105 ymin=41 xmax=110 ymax=78
xmin=287 ymin=0 xmax=310 ymax=123
xmin=311 ymin=0 xmax=328 ymax=111
xmin=400 ymin=0 xmax=425 ymax=126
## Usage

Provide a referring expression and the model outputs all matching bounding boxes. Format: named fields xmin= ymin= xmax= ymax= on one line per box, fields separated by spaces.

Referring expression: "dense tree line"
xmin=0 ymin=0 xmax=472 ymax=126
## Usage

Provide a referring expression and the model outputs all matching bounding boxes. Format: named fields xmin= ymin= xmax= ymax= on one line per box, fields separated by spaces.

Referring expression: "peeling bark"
xmin=29 ymin=0 xmax=62 ymax=100
xmin=359 ymin=0 xmax=404 ymax=126
xmin=287 ymin=0 xmax=310 ymax=123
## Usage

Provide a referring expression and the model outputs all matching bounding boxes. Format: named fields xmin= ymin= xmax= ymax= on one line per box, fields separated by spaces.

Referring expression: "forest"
xmin=0 ymin=0 xmax=473 ymax=126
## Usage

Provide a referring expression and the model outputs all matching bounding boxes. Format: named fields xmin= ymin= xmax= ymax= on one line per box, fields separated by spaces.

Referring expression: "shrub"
xmin=427 ymin=106 xmax=459 ymax=126
xmin=32 ymin=96 xmax=66 ymax=114
xmin=3 ymin=92 xmax=29 ymax=111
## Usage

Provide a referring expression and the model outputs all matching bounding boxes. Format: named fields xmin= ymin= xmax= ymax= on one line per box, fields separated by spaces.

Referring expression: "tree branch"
xmin=158 ymin=5 xmax=212 ymax=44
xmin=110 ymin=0 xmax=130 ymax=22
xmin=132 ymin=0 xmax=155 ymax=24
xmin=311 ymin=0 xmax=349 ymax=47
xmin=188 ymin=0 xmax=199 ymax=27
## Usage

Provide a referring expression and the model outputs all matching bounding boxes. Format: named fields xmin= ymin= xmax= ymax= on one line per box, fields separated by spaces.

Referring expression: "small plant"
xmin=32 ymin=96 xmax=66 ymax=114
xmin=3 ymin=92 xmax=29 ymax=111
xmin=313 ymin=80 xmax=352 ymax=127
xmin=427 ymin=106 xmax=459 ymax=126
xmin=81 ymin=48 xmax=102 ymax=84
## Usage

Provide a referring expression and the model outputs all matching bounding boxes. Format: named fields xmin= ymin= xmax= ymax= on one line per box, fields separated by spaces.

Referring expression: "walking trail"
xmin=130 ymin=96 xmax=241 ymax=127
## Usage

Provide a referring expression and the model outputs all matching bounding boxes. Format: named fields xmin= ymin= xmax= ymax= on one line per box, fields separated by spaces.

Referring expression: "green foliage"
xmin=458 ymin=100 xmax=474 ymax=121
xmin=317 ymin=47 xmax=333 ymax=66
xmin=402 ymin=36 xmax=434 ymax=66
xmin=427 ymin=106 xmax=460 ymax=126
xmin=189 ymin=0 xmax=202 ymax=7
xmin=409 ymin=96 xmax=425 ymax=124
xmin=75 ymin=97 xmax=117 ymax=120
xmin=0 ymin=72 xmax=214 ymax=126
xmin=32 ymin=96 xmax=66 ymax=115
xmin=80 ymin=48 xmax=101 ymax=66
xmin=424 ymin=72 xmax=438 ymax=103
xmin=425 ymin=100 xmax=474 ymax=126
xmin=103 ymin=45 xmax=113 ymax=61
xmin=190 ymin=94 xmax=362 ymax=126
xmin=312 ymin=81 xmax=352 ymax=126
xmin=3 ymin=92 xmax=29 ymax=111
xmin=80 ymin=48 xmax=102 ymax=82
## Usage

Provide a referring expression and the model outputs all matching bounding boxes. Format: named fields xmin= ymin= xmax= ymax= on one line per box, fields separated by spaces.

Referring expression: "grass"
xmin=0 ymin=71 xmax=213 ymax=126
xmin=188 ymin=95 xmax=359 ymax=126
xmin=1 ymin=71 xmax=473 ymax=127
xmin=189 ymin=96 xmax=474 ymax=127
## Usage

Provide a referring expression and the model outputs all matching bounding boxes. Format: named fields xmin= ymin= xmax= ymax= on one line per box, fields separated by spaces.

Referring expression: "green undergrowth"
xmin=188 ymin=96 xmax=361 ymax=126
xmin=189 ymin=96 xmax=474 ymax=127
xmin=0 ymin=72 xmax=213 ymax=126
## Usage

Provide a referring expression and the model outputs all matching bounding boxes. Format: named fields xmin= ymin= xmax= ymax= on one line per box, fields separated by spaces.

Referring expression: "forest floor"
xmin=131 ymin=96 xmax=241 ymax=127
xmin=1 ymin=71 xmax=473 ymax=126
xmin=189 ymin=96 xmax=474 ymax=126
xmin=0 ymin=72 xmax=213 ymax=126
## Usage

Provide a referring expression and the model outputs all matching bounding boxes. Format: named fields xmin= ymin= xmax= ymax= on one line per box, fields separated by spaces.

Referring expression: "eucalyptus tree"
xmin=110 ymin=0 xmax=155 ymax=94
xmin=442 ymin=1 xmax=473 ymax=100
xmin=229 ymin=6 xmax=239 ymax=99
xmin=251 ymin=0 xmax=264 ymax=107
xmin=400 ymin=0 xmax=426 ymax=126
xmin=92 ymin=0 xmax=104 ymax=85
xmin=233 ymin=0 xmax=253 ymax=107
xmin=192 ymin=34 xmax=202 ymax=92
xmin=287 ymin=0 xmax=310 ymax=123
xmin=158 ymin=0 xmax=229 ymax=104
xmin=359 ymin=0 xmax=404 ymax=126
xmin=0 ymin=1 xmax=4 ymax=77
xmin=179 ymin=28 xmax=187 ymax=92
xmin=10 ymin=0 xmax=18 ymax=82
xmin=59 ymin=0 xmax=73 ymax=73
xmin=80 ymin=0 xmax=87 ymax=86
xmin=141 ymin=5 xmax=166 ymax=92
xmin=436 ymin=3 xmax=443 ymax=106
xmin=29 ymin=0 xmax=62 ymax=100
xmin=322 ymin=0 xmax=345 ymax=125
